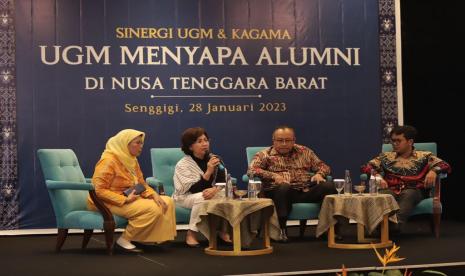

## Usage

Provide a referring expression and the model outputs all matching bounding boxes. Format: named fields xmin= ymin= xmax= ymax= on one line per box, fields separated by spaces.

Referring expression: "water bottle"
xmin=248 ymin=179 xmax=259 ymax=200
xmin=344 ymin=170 xmax=352 ymax=195
xmin=369 ymin=169 xmax=377 ymax=195
xmin=231 ymin=177 xmax=237 ymax=199
xmin=225 ymin=173 xmax=233 ymax=199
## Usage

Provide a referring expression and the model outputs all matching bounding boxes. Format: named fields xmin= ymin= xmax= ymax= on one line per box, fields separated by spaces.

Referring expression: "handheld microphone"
xmin=207 ymin=151 xmax=225 ymax=171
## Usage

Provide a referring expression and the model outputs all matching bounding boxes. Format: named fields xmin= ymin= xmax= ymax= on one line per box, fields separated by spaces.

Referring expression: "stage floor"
xmin=1 ymin=218 xmax=464 ymax=276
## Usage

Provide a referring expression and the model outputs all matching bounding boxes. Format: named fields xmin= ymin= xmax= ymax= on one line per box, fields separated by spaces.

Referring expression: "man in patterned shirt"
xmin=361 ymin=125 xmax=451 ymax=232
xmin=248 ymin=126 xmax=335 ymax=241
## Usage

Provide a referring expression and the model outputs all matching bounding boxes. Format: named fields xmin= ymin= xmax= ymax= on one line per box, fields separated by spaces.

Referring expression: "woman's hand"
xmin=152 ymin=193 xmax=168 ymax=214
xmin=124 ymin=190 xmax=139 ymax=204
xmin=202 ymin=187 xmax=218 ymax=200
xmin=206 ymin=156 xmax=221 ymax=173
xmin=203 ymin=156 xmax=221 ymax=181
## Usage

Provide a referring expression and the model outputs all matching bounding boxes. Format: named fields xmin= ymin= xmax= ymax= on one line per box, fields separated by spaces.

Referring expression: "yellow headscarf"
xmin=101 ymin=129 xmax=145 ymax=182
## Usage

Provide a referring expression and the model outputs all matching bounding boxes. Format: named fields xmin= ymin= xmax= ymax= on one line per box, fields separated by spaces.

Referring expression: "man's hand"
xmin=379 ymin=178 xmax=388 ymax=189
xmin=311 ymin=173 xmax=325 ymax=184
xmin=425 ymin=170 xmax=437 ymax=188
xmin=273 ymin=174 xmax=289 ymax=184
xmin=202 ymin=187 xmax=218 ymax=200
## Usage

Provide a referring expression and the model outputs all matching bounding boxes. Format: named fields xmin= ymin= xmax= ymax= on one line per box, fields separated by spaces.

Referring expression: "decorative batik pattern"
xmin=379 ymin=0 xmax=399 ymax=142
xmin=0 ymin=0 xmax=18 ymax=229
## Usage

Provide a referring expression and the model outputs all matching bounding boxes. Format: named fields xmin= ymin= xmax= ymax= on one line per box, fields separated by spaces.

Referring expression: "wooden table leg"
xmin=263 ymin=219 xmax=270 ymax=248
xmin=380 ymin=214 xmax=389 ymax=243
xmin=205 ymin=213 xmax=273 ymax=256
xmin=328 ymin=217 xmax=393 ymax=249
xmin=232 ymin=223 xmax=241 ymax=254
xmin=357 ymin=223 xmax=365 ymax=243
xmin=328 ymin=224 xmax=336 ymax=247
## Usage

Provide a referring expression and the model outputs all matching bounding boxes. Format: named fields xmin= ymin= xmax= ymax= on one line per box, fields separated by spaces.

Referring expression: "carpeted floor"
xmin=1 ymin=218 xmax=464 ymax=276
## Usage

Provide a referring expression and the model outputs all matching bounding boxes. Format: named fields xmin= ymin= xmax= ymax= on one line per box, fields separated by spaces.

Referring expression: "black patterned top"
xmin=361 ymin=150 xmax=451 ymax=193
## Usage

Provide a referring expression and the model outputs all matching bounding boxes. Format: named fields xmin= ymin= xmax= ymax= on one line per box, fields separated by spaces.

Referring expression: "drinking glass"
xmin=333 ymin=179 xmax=345 ymax=196
xmin=354 ymin=183 xmax=366 ymax=195
xmin=234 ymin=189 xmax=247 ymax=200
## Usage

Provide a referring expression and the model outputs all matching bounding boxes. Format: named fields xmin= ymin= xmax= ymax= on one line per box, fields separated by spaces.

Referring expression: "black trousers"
xmin=264 ymin=182 xmax=336 ymax=228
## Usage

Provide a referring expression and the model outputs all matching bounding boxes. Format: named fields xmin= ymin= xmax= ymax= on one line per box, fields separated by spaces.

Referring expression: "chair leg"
xmin=432 ymin=213 xmax=441 ymax=238
xmin=299 ymin=220 xmax=307 ymax=238
xmin=103 ymin=221 xmax=116 ymax=255
xmin=82 ymin=229 xmax=93 ymax=249
xmin=56 ymin=228 xmax=68 ymax=252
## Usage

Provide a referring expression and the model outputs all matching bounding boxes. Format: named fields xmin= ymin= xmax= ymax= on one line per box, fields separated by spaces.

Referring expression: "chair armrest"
xmin=46 ymin=180 xmax=115 ymax=224
xmin=146 ymin=177 xmax=162 ymax=189
xmin=46 ymin=180 xmax=94 ymax=190
xmin=88 ymin=190 xmax=115 ymax=224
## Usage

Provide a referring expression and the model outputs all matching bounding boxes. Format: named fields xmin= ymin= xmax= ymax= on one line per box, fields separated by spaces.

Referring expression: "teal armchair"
xmin=37 ymin=149 xmax=128 ymax=254
xmin=245 ymin=146 xmax=331 ymax=237
xmin=146 ymin=148 xmax=191 ymax=224
xmin=360 ymin=142 xmax=447 ymax=237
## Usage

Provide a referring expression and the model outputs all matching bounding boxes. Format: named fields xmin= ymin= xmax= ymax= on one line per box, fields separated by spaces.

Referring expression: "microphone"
xmin=207 ymin=151 xmax=225 ymax=171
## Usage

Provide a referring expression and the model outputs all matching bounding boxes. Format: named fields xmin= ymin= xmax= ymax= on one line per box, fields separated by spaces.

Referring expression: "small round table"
xmin=196 ymin=198 xmax=281 ymax=256
xmin=316 ymin=194 xmax=400 ymax=249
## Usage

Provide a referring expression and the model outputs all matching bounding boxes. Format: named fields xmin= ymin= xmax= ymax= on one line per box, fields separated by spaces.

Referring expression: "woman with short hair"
xmin=173 ymin=127 xmax=230 ymax=247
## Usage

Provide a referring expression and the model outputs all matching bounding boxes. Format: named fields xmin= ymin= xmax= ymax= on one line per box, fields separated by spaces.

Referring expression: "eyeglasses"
xmin=390 ymin=139 xmax=404 ymax=145
xmin=273 ymin=138 xmax=295 ymax=144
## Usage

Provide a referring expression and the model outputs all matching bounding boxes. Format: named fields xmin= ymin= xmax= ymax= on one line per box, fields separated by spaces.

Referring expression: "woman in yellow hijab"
xmin=88 ymin=129 xmax=176 ymax=253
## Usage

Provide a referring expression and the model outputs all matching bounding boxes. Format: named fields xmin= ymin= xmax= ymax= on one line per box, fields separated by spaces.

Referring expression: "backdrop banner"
xmin=3 ymin=0 xmax=399 ymax=229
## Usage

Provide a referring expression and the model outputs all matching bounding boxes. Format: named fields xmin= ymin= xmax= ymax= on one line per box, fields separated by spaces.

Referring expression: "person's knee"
xmin=319 ymin=181 xmax=336 ymax=194
xmin=143 ymin=201 xmax=162 ymax=217
xmin=161 ymin=196 xmax=174 ymax=209
xmin=275 ymin=183 xmax=291 ymax=194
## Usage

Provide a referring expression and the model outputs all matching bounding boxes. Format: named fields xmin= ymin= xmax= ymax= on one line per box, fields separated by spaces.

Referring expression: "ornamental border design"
xmin=0 ymin=0 xmax=19 ymax=229
xmin=378 ymin=0 xmax=399 ymax=142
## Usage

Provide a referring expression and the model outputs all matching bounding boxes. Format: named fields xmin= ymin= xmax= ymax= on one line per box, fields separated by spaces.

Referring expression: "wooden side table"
xmin=317 ymin=194 xmax=400 ymax=249
xmin=196 ymin=198 xmax=281 ymax=256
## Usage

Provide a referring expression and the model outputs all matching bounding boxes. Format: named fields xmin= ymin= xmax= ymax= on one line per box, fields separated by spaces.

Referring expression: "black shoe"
xmin=186 ymin=242 xmax=201 ymax=248
xmin=115 ymin=243 xmax=143 ymax=253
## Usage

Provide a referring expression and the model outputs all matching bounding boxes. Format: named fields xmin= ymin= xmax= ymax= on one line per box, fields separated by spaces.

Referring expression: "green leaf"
xmin=385 ymin=269 xmax=403 ymax=276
